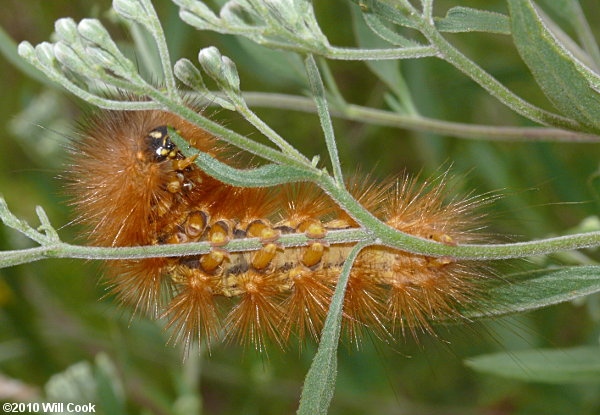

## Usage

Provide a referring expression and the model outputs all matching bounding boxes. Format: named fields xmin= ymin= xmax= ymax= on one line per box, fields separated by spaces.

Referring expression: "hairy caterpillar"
xmin=67 ymin=106 xmax=492 ymax=352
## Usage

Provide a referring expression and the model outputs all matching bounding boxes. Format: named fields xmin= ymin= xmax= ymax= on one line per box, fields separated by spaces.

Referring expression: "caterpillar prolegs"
xmin=68 ymin=108 xmax=492 ymax=351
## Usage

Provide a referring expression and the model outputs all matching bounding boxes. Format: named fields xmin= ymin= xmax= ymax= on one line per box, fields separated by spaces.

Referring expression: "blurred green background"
xmin=1 ymin=0 xmax=600 ymax=414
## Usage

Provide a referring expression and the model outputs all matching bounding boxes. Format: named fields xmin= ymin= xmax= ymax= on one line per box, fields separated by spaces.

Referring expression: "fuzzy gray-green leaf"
xmin=297 ymin=241 xmax=371 ymax=415
xmin=508 ymin=0 xmax=600 ymax=131
xmin=466 ymin=346 xmax=600 ymax=383
xmin=435 ymin=7 xmax=510 ymax=35
xmin=168 ymin=128 xmax=317 ymax=187
xmin=466 ymin=266 xmax=600 ymax=319
xmin=361 ymin=0 xmax=418 ymax=30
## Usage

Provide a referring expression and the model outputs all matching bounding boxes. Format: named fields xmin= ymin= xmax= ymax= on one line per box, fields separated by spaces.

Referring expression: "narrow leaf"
xmin=508 ymin=0 xmax=600 ymax=130
xmin=435 ymin=7 xmax=510 ymax=35
xmin=358 ymin=0 xmax=418 ymax=30
xmin=466 ymin=266 xmax=600 ymax=319
xmin=169 ymin=128 xmax=318 ymax=187
xmin=466 ymin=346 xmax=600 ymax=383
xmin=297 ymin=242 xmax=370 ymax=415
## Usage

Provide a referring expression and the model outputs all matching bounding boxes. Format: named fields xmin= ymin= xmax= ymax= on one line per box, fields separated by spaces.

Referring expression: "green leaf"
xmin=357 ymin=0 xmax=418 ymax=30
xmin=466 ymin=346 xmax=600 ymax=383
xmin=508 ymin=0 xmax=600 ymax=131
xmin=353 ymin=1 xmax=418 ymax=47
xmin=95 ymin=353 xmax=126 ymax=415
xmin=465 ymin=266 xmax=600 ymax=319
xmin=168 ymin=128 xmax=318 ymax=187
xmin=297 ymin=242 xmax=370 ymax=415
xmin=363 ymin=13 xmax=417 ymax=47
xmin=45 ymin=361 xmax=97 ymax=403
xmin=435 ymin=7 xmax=510 ymax=35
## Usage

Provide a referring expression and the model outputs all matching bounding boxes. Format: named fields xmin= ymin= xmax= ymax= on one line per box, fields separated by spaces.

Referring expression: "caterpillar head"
xmin=68 ymin=108 xmax=219 ymax=247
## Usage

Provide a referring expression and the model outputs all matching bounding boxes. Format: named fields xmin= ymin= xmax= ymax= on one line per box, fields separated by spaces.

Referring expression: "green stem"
xmin=233 ymin=98 xmax=311 ymax=164
xmin=315 ymin=174 xmax=600 ymax=260
xmin=0 ymin=246 xmax=54 ymax=268
xmin=304 ymin=54 xmax=344 ymax=184
xmin=140 ymin=0 xmax=179 ymax=100
xmin=214 ymin=92 xmax=600 ymax=143
xmin=144 ymin=87 xmax=309 ymax=169
xmin=325 ymin=45 xmax=438 ymax=60
xmin=418 ymin=21 xmax=584 ymax=131
xmin=2 ymin=209 xmax=600 ymax=268
xmin=317 ymin=58 xmax=347 ymax=109
xmin=0 ymin=229 xmax=367 ymax=269
xmin=3 ymin=225 xmax=600 ymax=266
xmin=421 ymin=0 xmax=434 ymax=21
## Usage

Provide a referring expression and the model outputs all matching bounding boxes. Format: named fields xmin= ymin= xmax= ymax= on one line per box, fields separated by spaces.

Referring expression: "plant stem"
xmin=325 ymin=45 xmax=438 ymax=60
xmin=418 ymin=21 xmax=585 ymax=131
xmin=144 ymin=87 xmax=310 ymax=169
xmin=3 ymin=193 xmax=599 ymax=269
xmin=304 ymin=54 xmax=344 ymax=185
xmin=0 ymin=228 xmax=368 ymax=269
xmin=140 ymin=0 xmax=179 ymax=101
xmin=315 ymin=174 xmax=600 ymax=260
xmin=233 ymin=99 xmax=311 ymax=164
xmin=421 ymin=0 xmax=434 ymax=22
xmin=220 ymin=92 xmax=600 ymax=143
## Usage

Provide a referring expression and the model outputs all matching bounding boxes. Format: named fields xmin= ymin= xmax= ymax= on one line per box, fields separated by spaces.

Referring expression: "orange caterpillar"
xmin=68 ymin=107 xmax=491 ymax=351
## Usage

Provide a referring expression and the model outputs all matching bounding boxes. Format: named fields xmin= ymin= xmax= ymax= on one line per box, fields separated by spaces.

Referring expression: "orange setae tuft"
xmin=224 ymin=271 xmax=285 ymax=351
xmin=162 ymin=268 xmax=221 ymax=353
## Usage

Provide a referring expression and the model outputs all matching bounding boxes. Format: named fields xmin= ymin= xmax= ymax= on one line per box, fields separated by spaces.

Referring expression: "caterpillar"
xmin=67 ymin=105 xmax=493 ymax=352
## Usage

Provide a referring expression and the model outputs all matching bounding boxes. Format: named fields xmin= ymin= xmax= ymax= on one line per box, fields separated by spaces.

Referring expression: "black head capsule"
xmin=146 ymin=126 xmax=178 ymax=162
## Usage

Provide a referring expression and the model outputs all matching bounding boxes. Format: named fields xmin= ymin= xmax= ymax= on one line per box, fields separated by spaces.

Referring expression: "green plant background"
xmin=1 ymin=0 xmax=600 ymax=414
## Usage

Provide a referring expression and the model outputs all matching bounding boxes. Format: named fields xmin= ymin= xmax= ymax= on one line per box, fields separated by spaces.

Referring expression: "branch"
xmin=217 ymin=92 xmax=600 ymax=143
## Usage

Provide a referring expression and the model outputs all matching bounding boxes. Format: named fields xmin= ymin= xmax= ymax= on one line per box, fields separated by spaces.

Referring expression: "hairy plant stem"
xmin=3 ymin=224 xmax=600 ymax=269
xmin=232 ymin=98 xmax=311 ymax=163
xmin=304 ymin=54 xmax=344 ymax=184
xmin=139 ymin=0 xmax=179 ymax=101
xmin=324 ymin=45 xmax=438 ymax=60
xmin=226 ymin=92 xmax=600 ymax=143
xmin=416 ymin=17 xmax=586 ymax=132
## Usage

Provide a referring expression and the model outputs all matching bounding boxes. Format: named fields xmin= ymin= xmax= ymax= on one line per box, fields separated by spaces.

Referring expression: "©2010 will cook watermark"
xmin=2 ymin=402 xmax=96 ymax=413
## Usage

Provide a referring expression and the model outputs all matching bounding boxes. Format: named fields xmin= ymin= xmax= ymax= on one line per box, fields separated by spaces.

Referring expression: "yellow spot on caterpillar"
xmin=172 ymin=155 xmax=198 ymax=171
xmin=166 ymin=232 xmax=188 ymax=245
xmin=252 ymin=243 xmax=279 ymax=270
xmin=185 ymin=211 xmax=208 ymax=238
xmin=246 ymin=220 xmax=280 ymax=242
xmin=208 ymin=221 xmax=231 ymax=246
xmin=302 ymin=241 xmax=327 ymax=267
xmin=201 ymin=249 xmax=228 ymax=273
xmin=298 ymin=219 xmax=327 ymax=239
